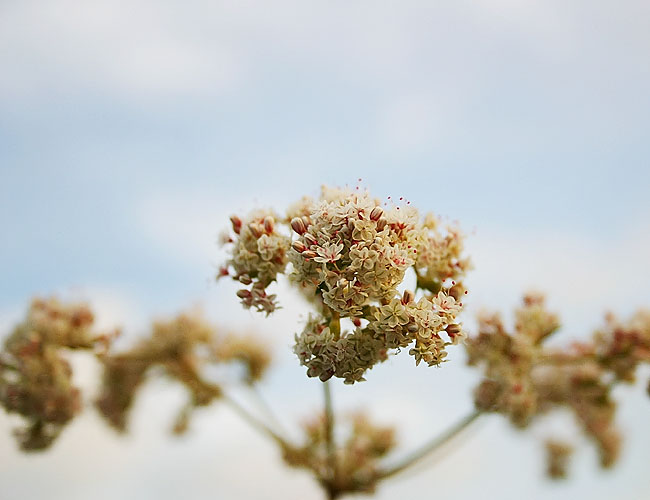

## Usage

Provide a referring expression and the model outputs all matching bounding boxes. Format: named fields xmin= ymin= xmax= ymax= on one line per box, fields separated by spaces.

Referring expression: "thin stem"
xmin=223 ymin=393 xmax=288 ymax=448
xmin=323 ymin=381 xmax=337 ymax=482
xmin=247 ymin=384 xmax=290 ymax=439
xmin=377 ymin=410 xmax=482 ymax=480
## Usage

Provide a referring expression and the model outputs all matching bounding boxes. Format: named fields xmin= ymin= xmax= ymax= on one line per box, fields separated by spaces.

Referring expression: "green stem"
xmin=414 ymin=268 xmax=442 ymax=294
xmin=329 ymin=310 xmax=341 ymax=339
xmin=323 ymin=381 xmax=337 ymax=483
xmin=247 ymin=384 xmax=290 ymax=440
xmin=223 ymin=393 xmax=288 ymax=448
xmin=377 ymin=410 xmax=482 ymax=480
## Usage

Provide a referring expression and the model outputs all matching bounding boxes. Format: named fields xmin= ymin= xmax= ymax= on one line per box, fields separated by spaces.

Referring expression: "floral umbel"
xmin=220 ymin=186 xmax=471 ymax=383
xmin=466 ymin=293 xmax=650 ymax=476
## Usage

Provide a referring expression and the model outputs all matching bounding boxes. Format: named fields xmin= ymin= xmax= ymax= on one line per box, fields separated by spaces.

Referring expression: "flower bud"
xmin=236 ymin=289 xmax=252 ymax=299
xmin=291 ymin=217 xmax=306 ymax=235
xmin=292 ymin=241 xmax=307 ymax=253
xmin=238 ymin=274 xmax=252 ymax=285
xmin=248 ymin=223 xmax=263 ymax=238
xmin=303 ymin=233 xmax=317 ymax=246
xmin=446 ymin=323 xmax=462 ymax=336
xmin=370 ymin=206 xmax=383 ymax=221
xmin=401 ymin=290 xmax=414 ymax=304
xmin=376 ymin=218 xmax=387 ymax=231
xmin=263 ymin=216 xmax=275 ymax=234
xmin=449 ymin=284 xmax=464 ymax=301
xmin=302 ymin=250 xmax=318 ymax=259
xmin=230 ymin=215 xmax=242 ymax=234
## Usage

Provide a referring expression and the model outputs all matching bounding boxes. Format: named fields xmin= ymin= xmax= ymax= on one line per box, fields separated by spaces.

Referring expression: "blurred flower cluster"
xmin=0 ymin=298 xmax=100 ymax=450
xmin=0 ymin=298 xmax=272 ymax=449
xmin=221 ymin=186 xmax=470 ymax=383
xmin=96 ymin=312 xmax=271 ymax=434
xmin=283 ymin=412 xmax=396 ymax=496
xmin=466 ymin=293 xmax=650 ymax=477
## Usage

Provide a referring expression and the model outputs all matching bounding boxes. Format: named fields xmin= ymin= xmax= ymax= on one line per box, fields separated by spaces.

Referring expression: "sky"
xmin=1 ymin=1 xmax=649 ymax=499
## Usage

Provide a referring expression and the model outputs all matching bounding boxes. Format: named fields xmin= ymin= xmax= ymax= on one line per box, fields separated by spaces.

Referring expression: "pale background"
xmin=1 ymin=1 xmax=649 ymax=499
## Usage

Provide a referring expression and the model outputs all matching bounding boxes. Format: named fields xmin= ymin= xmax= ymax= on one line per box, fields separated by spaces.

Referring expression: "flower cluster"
xmin=96 ymin=312 xmax=271 ymax=434
xmin=466 ymin=294 xmax=650 ymax=476
xmin=282 ymin=411 xmax=396 ymax=495
xmin=0 ymin=298 xmax=100 ymax=450
xmin=222 ymin=186 xmax=469 ymax=383
xmin=220 ymin=210 xmax=291 ymax=314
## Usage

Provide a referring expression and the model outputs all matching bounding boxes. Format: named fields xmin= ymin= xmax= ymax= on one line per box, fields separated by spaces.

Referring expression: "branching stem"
xmin=223 ymin=393 xmax=288 ymax=448
xmin=377 ymin=410 xmax=482 ymax=480
xmin=247 ymin=384 xmax=290 ymax=440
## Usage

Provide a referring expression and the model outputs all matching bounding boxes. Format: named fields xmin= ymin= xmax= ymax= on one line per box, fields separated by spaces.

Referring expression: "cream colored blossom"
xmin=221 ymin=185 xmax=470 ymax=383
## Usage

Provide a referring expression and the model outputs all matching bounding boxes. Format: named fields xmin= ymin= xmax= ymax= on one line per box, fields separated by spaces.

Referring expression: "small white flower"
xmin=313 ymin=242 xmax=344 ymax=263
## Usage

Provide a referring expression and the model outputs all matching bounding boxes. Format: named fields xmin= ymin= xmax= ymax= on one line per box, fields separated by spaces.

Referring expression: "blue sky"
xmin=1 ymin=1 xmax=649 ymax=499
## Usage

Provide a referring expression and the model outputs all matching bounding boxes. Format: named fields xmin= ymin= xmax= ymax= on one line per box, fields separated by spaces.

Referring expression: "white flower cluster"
xmin=222 ymin=186 xmax=470 ymax=383
xmin=221 ymin=209 xmax=290 ymax=314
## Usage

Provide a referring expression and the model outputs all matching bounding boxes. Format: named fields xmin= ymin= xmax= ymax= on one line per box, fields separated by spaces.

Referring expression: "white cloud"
xmin=0 ymin=0 xmax=243 ymax=101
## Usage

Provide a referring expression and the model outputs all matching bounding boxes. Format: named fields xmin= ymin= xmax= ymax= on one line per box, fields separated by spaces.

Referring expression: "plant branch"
xmin=323 ymin=381 xmax=337 ymax=484
xmin=377 ymin=409 xmax=482 ymax=480
xmin=246 ymin=384 xmax=290 ymax=440
xmin=223 ymin=393 xmax=289 ymax=448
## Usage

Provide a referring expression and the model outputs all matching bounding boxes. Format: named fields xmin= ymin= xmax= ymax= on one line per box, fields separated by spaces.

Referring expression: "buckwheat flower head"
xmin=466 ymin=294 xmax=642 ymax=475
xmin=282 ymin=411 xmax=396 ymax=495
xmin=592 ymin=309 xmax=650 ymax=383
xmin=220 ymin=209 xmax=291 ymax=314
xmin=214 ymin=333 xmax=272 ymax=385
xmin=0 ymin=298 xmax=100 ymax=450
xmin=219 ymin=186 xmax=470 ymax=383
xmin=96 ymin=311 xmax=272 ymax=434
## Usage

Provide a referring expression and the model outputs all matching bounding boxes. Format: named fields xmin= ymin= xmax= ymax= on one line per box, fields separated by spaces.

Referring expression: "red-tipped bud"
xmin=446 ymin=323 xmax=462 ymax=336
xmin=302 ymin=250 xmax=318 ymax=259
xmin=238 ymin=274 xmax=252 ymax=285
xmin=303 ymin=233 xmax=317 ymax=246
xmin=292 ymin=241 xmax=307 ymax=253
xmin=230 ymin=215 xmax=242 ymax=234
xmin=248 ymin=223 xmax=263 ymax=238
xmin=352 ymin=317 xmax=362 ymax=328
xmin=290 ymin=217 xmax=306 ymax=235
xmin=401 ymin=290 xmax=414 ymax=304
xmin=449 ymin=284 xmax=464 ymax=301
xmin=236 ymin=289 xmax=252 ymax=299
xmin=370 ymin=206 xmax=384 ymax=221
xmin=263 ymin=216 xmax=275 ymax=234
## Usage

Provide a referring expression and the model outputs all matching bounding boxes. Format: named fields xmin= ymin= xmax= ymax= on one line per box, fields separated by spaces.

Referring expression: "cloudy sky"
xmin=1 ymin=1 xmax=649 ymax=499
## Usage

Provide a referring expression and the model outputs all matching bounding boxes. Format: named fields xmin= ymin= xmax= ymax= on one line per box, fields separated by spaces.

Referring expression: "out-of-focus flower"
xmin=0 ymin=298 xmax=100 ymax=450
xmin=96 ymin=312 xmax=272 ymax=433
xmin=466 ymin=294 xmax=650 ymax=476
xmin=282 ymin=411 xmax=396 ymax=495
